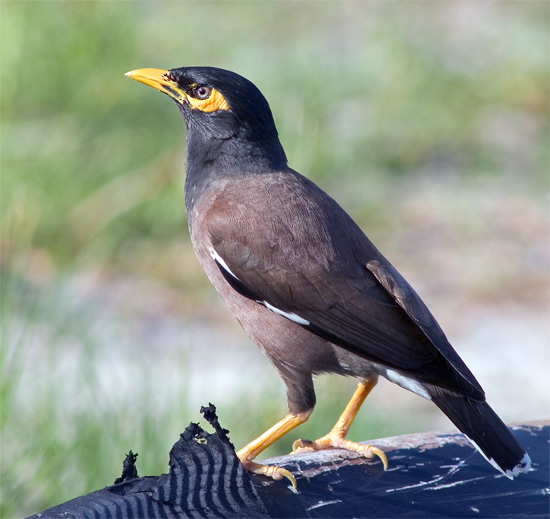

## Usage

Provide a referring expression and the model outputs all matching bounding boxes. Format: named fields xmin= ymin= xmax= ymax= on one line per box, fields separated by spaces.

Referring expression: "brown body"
xmin=190 ymin=173 xmax=378 ymax=414
xmin=189 ymin=169 xmax=480 ymax=409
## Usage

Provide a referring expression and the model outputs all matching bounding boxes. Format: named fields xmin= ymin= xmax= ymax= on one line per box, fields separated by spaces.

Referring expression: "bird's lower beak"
xmin=125 ymin=68 xmax=187 ymax=104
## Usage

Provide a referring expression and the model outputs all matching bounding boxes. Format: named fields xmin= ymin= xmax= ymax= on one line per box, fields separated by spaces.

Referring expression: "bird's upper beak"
xmin=125 ymin=68 xmax=187 ymax=104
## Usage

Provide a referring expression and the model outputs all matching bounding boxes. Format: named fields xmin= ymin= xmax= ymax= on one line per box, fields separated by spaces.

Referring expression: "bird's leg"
xmin=236 ymin=410 xmax=311 ymax=490
xmin=292 ymin=375 xmax=388 ymax=469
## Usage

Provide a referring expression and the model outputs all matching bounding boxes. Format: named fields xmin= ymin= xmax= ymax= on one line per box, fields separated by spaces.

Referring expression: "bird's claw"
xmin=240 ymin=459 xmax=297 ymax=491
xmin=292 ymin=434 xmax=388 ymax=470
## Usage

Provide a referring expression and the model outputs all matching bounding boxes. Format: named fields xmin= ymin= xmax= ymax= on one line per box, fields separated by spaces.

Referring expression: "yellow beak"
xmin=125 ymin=68 xmax=187 ymax=104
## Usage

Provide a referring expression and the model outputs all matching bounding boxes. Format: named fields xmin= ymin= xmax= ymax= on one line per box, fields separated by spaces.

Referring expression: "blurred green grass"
xmin=1 ymin=1 xmax=548 ymax=517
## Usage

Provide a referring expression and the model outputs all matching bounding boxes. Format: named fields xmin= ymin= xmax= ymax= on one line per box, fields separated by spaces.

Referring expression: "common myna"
xmin=126 ymin=66 xmax=531 ymax=488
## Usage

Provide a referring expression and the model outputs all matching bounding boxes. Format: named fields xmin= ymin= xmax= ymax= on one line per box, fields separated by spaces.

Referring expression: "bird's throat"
xmin=183 ymin=129 xmax=287 ymax=218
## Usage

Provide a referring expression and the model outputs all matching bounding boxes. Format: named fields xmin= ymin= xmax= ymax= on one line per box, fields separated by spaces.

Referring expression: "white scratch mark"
xmin=386 ymin=461 xmax=464 ymax=493
xmin=305 ymin=499 xmax=342 ymax=511
xmin=424 ymin=476 xmax=485 ymax=491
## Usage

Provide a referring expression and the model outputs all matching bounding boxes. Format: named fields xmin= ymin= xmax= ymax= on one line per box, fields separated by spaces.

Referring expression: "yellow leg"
xmin=237 ymin=410 xmax=311 ymax=490
xmin=292 ymin=376 xmax=388 ymax=470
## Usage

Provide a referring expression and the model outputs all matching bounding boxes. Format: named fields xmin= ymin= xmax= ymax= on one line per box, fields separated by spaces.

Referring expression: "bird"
xmin=125 ymin=66 xmax=531 ymax=488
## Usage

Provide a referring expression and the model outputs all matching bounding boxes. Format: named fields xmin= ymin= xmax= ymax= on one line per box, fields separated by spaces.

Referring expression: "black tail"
xmin=431 ymin=391 xmax=531 ymax=479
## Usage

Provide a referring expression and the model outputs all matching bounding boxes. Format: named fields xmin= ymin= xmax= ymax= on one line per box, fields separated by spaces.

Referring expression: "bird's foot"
xmin=292 ymin=432 xmax=388 ymax=470
xmin=236 ymin=412 xmax=310 ymax=490
xmin=239 ymin=458 xmax=297 ymax=491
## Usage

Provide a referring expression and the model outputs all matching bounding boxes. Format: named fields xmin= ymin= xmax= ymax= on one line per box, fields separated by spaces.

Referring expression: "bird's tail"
xmin=430 ymin=391 xmax=531 ymax=479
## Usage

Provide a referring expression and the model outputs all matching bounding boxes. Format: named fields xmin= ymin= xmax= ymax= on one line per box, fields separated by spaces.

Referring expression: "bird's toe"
xmin=292 ymin=433 xmax=388 ymax=470
xmin=240 ymin=459 xmax=298 ymax=491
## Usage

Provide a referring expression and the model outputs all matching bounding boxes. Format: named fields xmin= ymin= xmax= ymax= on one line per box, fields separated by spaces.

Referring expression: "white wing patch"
xmin=264 ymin=301 xmax=310 ymax=326
xmin=209 ymin=247 xmax=239 ymax=280
xmin=384 ymin=369 xmax=431 ymax=400
xmin=209 ymin=247 xmax=310 ymax=327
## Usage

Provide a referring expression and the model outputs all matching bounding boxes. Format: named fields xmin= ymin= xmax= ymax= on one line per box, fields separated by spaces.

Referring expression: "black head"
xmin=126 ymin=66 xmax=285 ymax=154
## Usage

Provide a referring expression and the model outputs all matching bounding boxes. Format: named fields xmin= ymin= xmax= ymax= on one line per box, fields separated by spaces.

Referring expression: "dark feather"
xmin=429 ymin=388 xmax=531 ymax=478
xmin=207 ymin=170 xmax=484 ymax=400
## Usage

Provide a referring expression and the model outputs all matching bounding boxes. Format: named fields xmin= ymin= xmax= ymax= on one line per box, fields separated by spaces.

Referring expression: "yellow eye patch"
xmin=186 ymin=87 xmax=230 ymax=113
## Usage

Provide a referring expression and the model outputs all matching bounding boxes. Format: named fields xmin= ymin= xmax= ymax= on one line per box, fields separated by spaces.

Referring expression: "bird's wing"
xmin=205 ymin=173 xmax=484 ymax=399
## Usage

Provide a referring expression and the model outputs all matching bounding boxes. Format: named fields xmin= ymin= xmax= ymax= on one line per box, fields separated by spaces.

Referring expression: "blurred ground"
xmin=1 ymin=1 xmax=548 ymax=517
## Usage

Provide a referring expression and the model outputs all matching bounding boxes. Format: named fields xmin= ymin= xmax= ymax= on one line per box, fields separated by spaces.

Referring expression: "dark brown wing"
xmin=206 ymin=171 xmax=484 ymax=400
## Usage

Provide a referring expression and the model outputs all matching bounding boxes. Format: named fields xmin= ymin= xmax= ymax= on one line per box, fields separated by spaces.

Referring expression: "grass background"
xmin=1 ymin=1 xmax=549 ymax=517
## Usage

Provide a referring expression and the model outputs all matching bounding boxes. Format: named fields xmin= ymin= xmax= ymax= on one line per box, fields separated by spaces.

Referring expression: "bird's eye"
xmin=183 ymin=83 xmax=229 ymax=112
xmin=190 ymin=84 xmax=212 ymax=100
